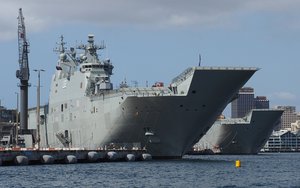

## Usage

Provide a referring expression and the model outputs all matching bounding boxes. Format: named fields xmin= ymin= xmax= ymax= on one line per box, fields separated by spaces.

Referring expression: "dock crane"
xmin=16 ymin=8 xmax=30 ymax=133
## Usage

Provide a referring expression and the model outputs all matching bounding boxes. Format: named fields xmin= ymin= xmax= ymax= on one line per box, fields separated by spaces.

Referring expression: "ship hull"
xmin=115 ymin=68 xmax=257 ymax=158
xmin=41 ymin=67 xmax=257 ymax=158
xmin=195 ymin=109 xmax=283 ymax=154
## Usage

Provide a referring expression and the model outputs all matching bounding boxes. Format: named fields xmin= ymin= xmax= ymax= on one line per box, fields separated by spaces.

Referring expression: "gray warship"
xmin=193 ymin=109 xmax=283 ymax=154
xmin=39 ymin=34 xmax=258 ymax=158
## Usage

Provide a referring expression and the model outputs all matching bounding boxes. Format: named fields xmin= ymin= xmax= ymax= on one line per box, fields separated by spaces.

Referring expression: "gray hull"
xmin=38 ymin=35 xmax=258 ymax=158
xmin=195 ymin=109 xmax=283 ymax=154
xmin=42 ymin=67 xmax=256 ymax=158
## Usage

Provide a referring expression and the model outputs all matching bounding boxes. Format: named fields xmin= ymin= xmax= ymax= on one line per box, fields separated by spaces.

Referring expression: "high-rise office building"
xmin=231 ymin=87 xmax=255 ymax=118
xmin=231 ymin=87 xmax=269 ymax=118
xmin=255 ymin=96 xmax=270 ymax=109
xmin=274 ymin=106 xmax=298 ymax=130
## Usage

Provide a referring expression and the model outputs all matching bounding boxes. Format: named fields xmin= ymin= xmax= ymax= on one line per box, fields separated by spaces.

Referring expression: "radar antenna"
xmin=16 ymin=8 xmax=30 ymax=132
xmin=54 ymin=35 xmax=66 ymax=54
xmin=198 ymin=53 xmax=202 ymax=67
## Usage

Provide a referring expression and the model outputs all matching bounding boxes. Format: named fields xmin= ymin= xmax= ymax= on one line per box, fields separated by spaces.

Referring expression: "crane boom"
xmin=16 ymin=8 xmax=30 ymax=132
xmin=17 ymin=8 xmax=30 ymax=81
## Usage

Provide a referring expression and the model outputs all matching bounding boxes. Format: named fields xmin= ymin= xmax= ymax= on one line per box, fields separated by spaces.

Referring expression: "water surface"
xmin=1 ymin=153 xmax=299 ymax=187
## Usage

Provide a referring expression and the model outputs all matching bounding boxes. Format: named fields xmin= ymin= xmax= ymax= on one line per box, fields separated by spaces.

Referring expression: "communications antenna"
xmin=198 ymin=53 xmax=202 ymax=67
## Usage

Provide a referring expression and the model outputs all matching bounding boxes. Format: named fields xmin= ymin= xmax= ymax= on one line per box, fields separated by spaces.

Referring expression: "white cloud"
xmin=272 ymin=91 xmax=297 ymax=100
xmin=1 ymin=0 xmax=300 ymax=41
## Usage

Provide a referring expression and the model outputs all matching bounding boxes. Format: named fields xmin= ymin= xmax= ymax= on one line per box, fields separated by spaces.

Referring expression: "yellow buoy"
xmin=235 ymin=160 xmax=241 ymax=168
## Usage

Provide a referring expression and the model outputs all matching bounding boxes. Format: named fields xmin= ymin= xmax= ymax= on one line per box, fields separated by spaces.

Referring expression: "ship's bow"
xmin=145 ymin=67 xmax=259 ymax=158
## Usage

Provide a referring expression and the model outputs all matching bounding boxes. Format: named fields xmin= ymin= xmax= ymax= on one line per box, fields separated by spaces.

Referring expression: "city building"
xmin=0 ymin=106 xmax=16 ymax=140
xmin=231 ymin=87 xmax=269 ymax=118
xmin=291 ymin=120 xmax=300 ymax=133
xmin=255 ymin=96 xmax=270 ymax=109
xmin=0 ymin=106 xmax=16 ymax=123
xmin=274 ymin=106 xmax=298 ymax=130
xmin=231 ymin=87 xmax=255 ymax=118
xmin=263 ymin=130 xmax=300 ymax=152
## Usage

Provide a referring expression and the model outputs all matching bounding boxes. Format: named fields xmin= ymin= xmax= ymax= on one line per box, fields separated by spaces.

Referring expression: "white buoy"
xmin=41 ymin=155 xmax=55 ymax=164
xmin=142 ymin=153 xmax=152 ymax=161
xmin=126 ymin=154 xmax=136 ymax=162
xmin=87 ymin=151 xmax=100 ymax=162
xmin=15 ymin=155 xmax=29 ymax=165
xmin=106 ymin=151 xmax=117 ymax=161
xmin=65 ymin=155 xmax=77 ymax=164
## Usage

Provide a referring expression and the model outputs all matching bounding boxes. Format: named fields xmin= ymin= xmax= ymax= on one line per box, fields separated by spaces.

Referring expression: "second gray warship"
xmin=38 ymin=34 xmax=258 ymax=158
xmin=193 ymin=109 xmax=283 ymax=154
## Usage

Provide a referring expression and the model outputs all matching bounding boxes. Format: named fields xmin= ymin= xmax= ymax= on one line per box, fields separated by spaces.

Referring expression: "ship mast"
xmin=16 ymin=8 xmax=30 ymax=132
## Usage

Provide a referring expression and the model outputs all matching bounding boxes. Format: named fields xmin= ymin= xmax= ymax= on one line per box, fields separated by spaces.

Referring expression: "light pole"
xmin=15 ymin=92 xmax=19 ymax=146
xmin=34 ymin=69 xmax=45 ymax=150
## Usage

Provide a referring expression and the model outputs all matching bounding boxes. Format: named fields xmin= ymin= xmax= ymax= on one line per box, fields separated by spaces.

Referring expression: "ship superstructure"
xmin=194 ymin=109 xmax=284 ymax=154
xmin=40 ymin=35 xmax=258 ymax=158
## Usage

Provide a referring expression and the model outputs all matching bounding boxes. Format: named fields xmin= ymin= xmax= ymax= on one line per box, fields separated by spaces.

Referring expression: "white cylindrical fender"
xmin=15 ymin=155 xmax=29 ymax=165
xmin=87 ymin=151 xmax=100 ymax=162
xmin=142 ymin=153 xmax=152 ymax=161
xmin=106 ymin=151 xmax=117 ymax=161
xmin=65 ymin=155 xmax=77 ymax=164
xmin=126 ymin=154 xmax=136 ymax=162
xmin=41 ymin=155 xmax=55 ymax=164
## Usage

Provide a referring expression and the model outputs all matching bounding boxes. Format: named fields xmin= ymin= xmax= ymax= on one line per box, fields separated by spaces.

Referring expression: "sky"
xmin=0 ymin=0 xmax=299 ymax=116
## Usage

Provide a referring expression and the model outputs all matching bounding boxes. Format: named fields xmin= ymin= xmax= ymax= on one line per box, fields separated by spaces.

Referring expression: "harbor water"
xmin=0 ymin=153 xmax=299 ymax=187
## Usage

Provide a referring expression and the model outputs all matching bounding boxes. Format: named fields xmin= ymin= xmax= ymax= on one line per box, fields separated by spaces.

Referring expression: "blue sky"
xmin=0 ymin=0 xmax=299 ymax=116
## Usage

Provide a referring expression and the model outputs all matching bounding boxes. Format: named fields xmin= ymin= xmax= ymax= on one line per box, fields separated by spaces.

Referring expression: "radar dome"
xmin=59 ymin=53 xmax=67 ymax=60
xmin=80 ymin=54 xmax=87 ymax=60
